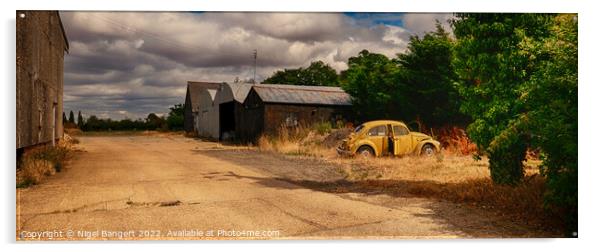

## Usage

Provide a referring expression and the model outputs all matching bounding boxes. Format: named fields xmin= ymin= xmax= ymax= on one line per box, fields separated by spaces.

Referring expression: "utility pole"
xmin=253 ymin=49 xmax=257 ymax=84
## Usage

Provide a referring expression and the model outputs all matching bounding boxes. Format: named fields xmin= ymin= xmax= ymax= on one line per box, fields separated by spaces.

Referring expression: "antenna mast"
xmin=253 ymin=49 xmax=257 ymax=84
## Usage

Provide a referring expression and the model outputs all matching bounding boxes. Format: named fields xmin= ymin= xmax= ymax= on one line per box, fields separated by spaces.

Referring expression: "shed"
xmin=237 ymin=84 xmax=353 ymax=142
xmin=183 ymin=81 xmax=221 ymax=133
xmin=17 ymin=11 xmax=69 ymax=151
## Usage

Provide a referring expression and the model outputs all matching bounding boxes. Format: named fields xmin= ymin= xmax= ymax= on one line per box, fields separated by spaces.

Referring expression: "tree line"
xmin=263 ymin=14 xmax=577 ymax=233
xmin=63 ymin=104 xmax=185 ymax=132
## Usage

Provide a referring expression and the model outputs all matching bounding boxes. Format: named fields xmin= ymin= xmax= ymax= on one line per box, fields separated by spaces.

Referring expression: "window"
xmin=354 ymin=124 xmax=364 ymax=133
xmin=284 ymin=113 xmax=298 ymax=127
xmin=393 ymin=125 xmax=409 ymax=136
xmin=367 ymin=125 xmax=386 ymax=136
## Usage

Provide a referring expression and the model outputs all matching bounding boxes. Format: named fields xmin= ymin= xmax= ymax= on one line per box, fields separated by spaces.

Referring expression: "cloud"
xmin=401 ymin=13 xmax=455 ymax=35
xmin=60 ymin=11 xmax=448 ymax=119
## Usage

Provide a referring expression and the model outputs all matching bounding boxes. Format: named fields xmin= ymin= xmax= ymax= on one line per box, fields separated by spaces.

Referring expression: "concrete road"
xmin=17 ymin=135 xmax=481 ymax=240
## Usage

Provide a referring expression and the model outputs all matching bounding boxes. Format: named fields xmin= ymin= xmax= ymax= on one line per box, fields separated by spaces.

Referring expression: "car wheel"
xmin=357 ymin=146 xmax=375 ymax=158
xmin=421 ymin=144 xmax=436 ymax=156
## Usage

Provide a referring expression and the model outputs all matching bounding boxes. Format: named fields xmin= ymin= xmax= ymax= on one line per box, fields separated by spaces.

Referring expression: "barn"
xmin=16 ymin=11 xmax=69 ymax=153
xmin=183 ymin=81 xmax=221 ymax=134
xmin=235 ymin=84 xmax=353 ymax=142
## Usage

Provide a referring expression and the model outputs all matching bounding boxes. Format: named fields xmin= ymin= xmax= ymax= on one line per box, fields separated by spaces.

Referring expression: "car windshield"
xmin=354 ymin=124 xmax=364 ymax=133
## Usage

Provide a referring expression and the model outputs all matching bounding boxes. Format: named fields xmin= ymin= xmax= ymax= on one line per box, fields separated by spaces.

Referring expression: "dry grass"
xmin=257 ymin=124 xmax=338 ymax=158
xmin=332 ymin=154 xmax=541 ymax=182
xmin=328 ymin=174 xmax=554 ymax=231
xmin=328 ymin=154 xmax=556 ymax=230
xmin=17 ymin=137 xmax=77 ymax=188
xmin=336 ymin=155 xmax=559 ymax=231
xmin=322 ymin=155 xmax=557 ymax=232
xmin=16 ymin=157 xmax=55 ymax=187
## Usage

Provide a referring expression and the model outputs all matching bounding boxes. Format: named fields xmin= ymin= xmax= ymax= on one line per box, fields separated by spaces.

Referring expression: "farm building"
xmin=235 ymin=84 xmax=353 ymax=142
xmin=188 ymin=82 xmax=353 ymax=142
xmin=183 ymin=81 xmax=221 ymax=134
xmin=16 ymin=11 xmax=69 ymax=152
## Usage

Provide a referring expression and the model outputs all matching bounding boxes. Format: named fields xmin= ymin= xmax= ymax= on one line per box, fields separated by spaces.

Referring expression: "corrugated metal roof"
xmin=187 ymin=81 xmax=221 ymax=112
xmin=221 ymin=83 xmax=253 ymax=103
xmin=252 ymin=84 xmax=351 ymax=106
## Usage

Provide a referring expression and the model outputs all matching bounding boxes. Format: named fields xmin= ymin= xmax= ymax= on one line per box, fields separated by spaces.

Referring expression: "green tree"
xmin=298 ymin=61 xmax=339 ymax=86
xmin=341 ymin=50 xmax=400 ymax=121
xmin=62 ymin=112 xmax=67 ymax=124
xmin=146 ymin=113 xmax=167 ymax=130
xmin=453 ymin=13 xmax=577 ymax=233
xmin=77 ymin=111 xmax=84 ymax=128
xmin=166 ymin=104 xmax=184 ymax=130
xmin=82 ymin=115 xmax=100 ymax=131
xmin=263 ymin=61 xmax=339 ymax=86
xmin=518 ymin=14 xmax=578 ymax=231
xmin=68 ymin=110 xmax=75 ymax=124
xmin=452 ymin=13 xmax=555 ymax=185
xmin=395 ymin=22 xmax=465 ymax=127
xmin=263 ymin=68 xmax=302 ymax=84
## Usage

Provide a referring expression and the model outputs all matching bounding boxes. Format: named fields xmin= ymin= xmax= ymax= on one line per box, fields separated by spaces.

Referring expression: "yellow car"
xmin=337 ymin=120 xmax=441 ymax=157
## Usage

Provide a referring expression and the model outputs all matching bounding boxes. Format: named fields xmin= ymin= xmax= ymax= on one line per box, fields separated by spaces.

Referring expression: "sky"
xmin=60 ymin=12 xmax=453 ymax=119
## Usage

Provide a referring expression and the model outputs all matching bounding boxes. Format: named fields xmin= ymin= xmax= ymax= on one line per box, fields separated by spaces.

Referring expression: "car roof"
xmin=360 ymin=120 xmax=406 ymax=128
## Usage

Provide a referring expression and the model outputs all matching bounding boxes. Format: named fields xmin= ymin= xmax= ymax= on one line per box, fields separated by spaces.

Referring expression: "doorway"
xmin=219 ymin=101 xmax=236 ymax=140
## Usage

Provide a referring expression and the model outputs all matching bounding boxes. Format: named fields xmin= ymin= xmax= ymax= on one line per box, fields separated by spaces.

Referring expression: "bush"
xmin=17 ymin=156 xmax=55 ymax=187
xmin=17 ymin=142 xmax=72 ymax=187
xmin=433 ymin=126 xmax=478 ymax=155
xmin=30 ymin=145 xmax=70 ymax=173
xmin=487 ymin=125 xmax=528 ymax=185
xmin=166 ymin=104 xmax=184 ymax=130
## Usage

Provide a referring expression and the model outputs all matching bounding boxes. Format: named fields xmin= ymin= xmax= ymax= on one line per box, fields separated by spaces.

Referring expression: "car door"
xmin=366 ymin=125 xmax=387 ymax=156
xmin=393 ymin=125 xmax=413 ymax=155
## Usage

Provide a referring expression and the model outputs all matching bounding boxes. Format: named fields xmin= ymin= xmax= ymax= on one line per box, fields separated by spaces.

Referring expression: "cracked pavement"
xmin=16 ymin=135 xmax=467 ymax=240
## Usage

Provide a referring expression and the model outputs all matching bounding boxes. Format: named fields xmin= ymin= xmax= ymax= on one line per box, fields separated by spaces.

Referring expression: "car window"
xmin=354 ymin=124 xmax=364 ymax=133
xmin=393 ymin=125 xmax=409 ymax=136
xmin=367 ymin=125 xmax=386 ymax=136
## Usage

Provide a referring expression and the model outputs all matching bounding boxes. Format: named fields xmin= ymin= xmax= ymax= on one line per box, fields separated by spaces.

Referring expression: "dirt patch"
xmin=77 ymin=130 xmax=184 ymax=137
xmin=195 ymin=148 xmax=345 ymax=182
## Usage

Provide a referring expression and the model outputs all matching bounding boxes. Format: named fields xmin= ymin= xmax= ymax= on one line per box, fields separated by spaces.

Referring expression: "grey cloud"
xmin=202 ymin=13 xmax=348 ymax=43
xmin=402 ymin=13 xmax=455 ymax=36
xmin=60 ymin=11 xmax=447 ymax=119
